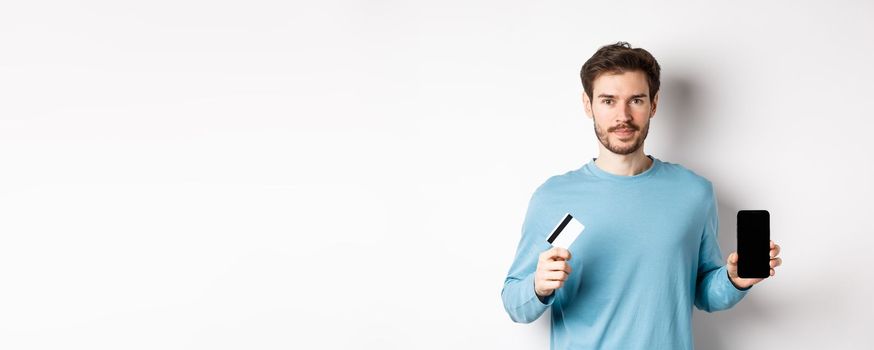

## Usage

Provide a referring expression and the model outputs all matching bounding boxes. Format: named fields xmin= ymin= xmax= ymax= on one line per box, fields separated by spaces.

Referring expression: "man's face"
xmin=583 ymin=70 xmax=658 ymax=155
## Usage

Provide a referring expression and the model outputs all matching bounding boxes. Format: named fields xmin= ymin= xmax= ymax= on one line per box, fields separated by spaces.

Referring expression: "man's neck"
xmin=594 ymin=149 xmax=653 ymax=176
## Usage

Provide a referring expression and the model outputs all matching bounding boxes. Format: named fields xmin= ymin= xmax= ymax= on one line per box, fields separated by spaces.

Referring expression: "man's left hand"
xmin=726 ymin=240 xmax=782 ymax=290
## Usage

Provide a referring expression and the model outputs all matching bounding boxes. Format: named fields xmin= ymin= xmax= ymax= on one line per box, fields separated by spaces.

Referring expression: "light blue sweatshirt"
xmin=501 ymin=155 xmax=750 ymax=349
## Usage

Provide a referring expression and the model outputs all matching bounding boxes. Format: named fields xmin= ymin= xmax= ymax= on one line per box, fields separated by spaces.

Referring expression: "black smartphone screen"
xmin=737 ymin=210 xmax=770 ymax=278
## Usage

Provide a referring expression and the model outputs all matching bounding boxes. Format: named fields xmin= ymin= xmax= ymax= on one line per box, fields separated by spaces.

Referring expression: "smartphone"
xmin=737 ymin=210 xmax=770 ymax=278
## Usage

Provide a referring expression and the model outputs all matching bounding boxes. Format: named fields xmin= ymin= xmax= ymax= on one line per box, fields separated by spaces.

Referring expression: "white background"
xmin=1 ymin=1 xmax=873 ymax=349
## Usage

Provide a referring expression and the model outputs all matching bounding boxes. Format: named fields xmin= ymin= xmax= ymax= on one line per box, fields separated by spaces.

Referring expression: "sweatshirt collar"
xmin=584 ymin=155 xmax=661 ymax=182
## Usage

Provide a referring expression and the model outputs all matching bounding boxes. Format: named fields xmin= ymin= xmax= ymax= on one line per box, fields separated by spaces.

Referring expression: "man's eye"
xmin=632 ymin=99 xmax=643 ymax=104
xmin=602 ymin=100 xmax=613 ymax=105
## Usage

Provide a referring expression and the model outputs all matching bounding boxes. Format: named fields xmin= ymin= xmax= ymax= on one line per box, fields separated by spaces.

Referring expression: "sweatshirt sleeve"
xmin=501 ymin=186 xmax=556 ymax=323
xmin=694 ymin=183 xmax=750 ymax=312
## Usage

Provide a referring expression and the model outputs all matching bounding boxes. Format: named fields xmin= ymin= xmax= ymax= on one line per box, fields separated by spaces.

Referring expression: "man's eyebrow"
xmin=596 ymin=93 xmax=649 ymax=99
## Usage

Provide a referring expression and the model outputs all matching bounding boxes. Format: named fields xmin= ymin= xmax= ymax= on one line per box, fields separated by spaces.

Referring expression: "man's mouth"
xmin=612 ymin=128 xmax=635 ymax=136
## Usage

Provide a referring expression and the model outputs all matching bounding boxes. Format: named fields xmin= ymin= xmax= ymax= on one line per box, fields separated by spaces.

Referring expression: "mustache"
xmin=608 ymin=123 xmax=639 ymax=132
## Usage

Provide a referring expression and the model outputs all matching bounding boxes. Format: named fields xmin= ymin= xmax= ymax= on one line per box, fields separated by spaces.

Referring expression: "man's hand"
xmin=534 ymin=247 xmax=572 ymax=298
xmin=727 ymin=240 xmax=783 ymax=289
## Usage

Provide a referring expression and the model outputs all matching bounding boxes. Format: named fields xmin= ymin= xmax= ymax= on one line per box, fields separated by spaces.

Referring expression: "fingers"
xmin=540 ymin=246 xmax=572 ymax=262
xmin=770 ymin=257 xmax=782 ymax=268
xmin=544 ymin=270 xmax=569 ymax=281
xmin=728 ymin=253 xmax=782 ymax=267
xmin=553 ymin=247 xmax=572 ymax=261
xmin=535 ymin=250 xmax=572 ymax=297
xmin=726 ymin=248 xmax=781 ymax=284
xmin=544 ymin=260 xmax=572 ymax=274
xmin=540 ymin=280 xmax=565 ymax=290
xmin=770 ymin=242 xmax=781 ymax=258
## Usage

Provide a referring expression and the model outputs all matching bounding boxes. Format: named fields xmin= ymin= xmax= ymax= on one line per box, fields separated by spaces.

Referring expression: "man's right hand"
xmin=534 ymin=246 xmax=573 ymax=298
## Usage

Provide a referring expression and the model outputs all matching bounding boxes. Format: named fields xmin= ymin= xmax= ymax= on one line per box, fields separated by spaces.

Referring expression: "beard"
xmin=593 ymin=115 xmax=650 ymax=155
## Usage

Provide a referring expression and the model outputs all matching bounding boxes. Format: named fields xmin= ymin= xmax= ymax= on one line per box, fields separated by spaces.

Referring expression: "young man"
xmin=500 ymin=42 xmax=783 ymax=349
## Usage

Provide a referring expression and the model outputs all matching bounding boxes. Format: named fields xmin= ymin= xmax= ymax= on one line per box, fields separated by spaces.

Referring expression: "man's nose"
xmin=615 ymin=103 xmax=632 ymax=121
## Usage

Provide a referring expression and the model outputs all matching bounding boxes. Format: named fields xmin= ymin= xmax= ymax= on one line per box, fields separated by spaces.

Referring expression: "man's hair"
xmin=580 ymin=42 xmax=661 ymax=102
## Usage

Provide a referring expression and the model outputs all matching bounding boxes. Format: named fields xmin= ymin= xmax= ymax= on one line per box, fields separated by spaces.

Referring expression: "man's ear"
xmin=582 ymin=92 xmax=593 ymax=119
xmin=650 ymin=91 xmax=659 ymax=118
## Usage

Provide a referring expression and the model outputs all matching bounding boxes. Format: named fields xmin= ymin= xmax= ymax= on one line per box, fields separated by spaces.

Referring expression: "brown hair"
xmin=580 ymin=42 xmax=661 ymax=102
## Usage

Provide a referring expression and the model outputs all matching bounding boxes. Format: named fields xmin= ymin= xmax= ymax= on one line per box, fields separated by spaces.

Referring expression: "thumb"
xmin=727 ymin=252 xmax=738 ymax=265
xmin=726 ymin=252 xmax=739 ymax=275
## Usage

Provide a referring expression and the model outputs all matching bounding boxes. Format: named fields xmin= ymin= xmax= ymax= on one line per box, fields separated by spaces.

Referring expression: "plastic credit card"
xmin=546 ymin=213 xmax=585 ymax=249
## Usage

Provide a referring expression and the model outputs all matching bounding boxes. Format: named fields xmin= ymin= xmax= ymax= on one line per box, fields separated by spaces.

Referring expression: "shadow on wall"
xmin=656 ymin=74 xmax=707 ymax=163
xmin=659 ymin=75 xmax=772 ymax=349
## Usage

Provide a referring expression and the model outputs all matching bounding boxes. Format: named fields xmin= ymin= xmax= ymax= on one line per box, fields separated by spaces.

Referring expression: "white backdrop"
xmin=1 ymin=1 xmax=873 ymax=349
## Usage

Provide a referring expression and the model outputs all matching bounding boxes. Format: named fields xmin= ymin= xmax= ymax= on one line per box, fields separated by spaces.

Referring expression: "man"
xmin=500 ymin=42 xmax=783 ymax=349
